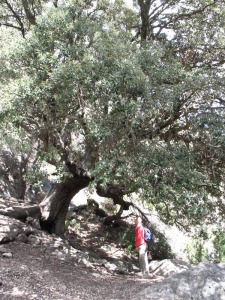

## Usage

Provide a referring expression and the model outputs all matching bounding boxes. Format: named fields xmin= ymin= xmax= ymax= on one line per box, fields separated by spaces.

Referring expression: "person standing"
xmin=135 ymin=216 xmax=149 ymax=276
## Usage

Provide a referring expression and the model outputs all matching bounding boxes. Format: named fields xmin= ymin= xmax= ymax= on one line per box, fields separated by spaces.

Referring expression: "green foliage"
xmin=186 ymin=239 xmax=208 ymax=264
xmin=149 ymin=231 xmax=174 ymax=260
xmin=25 ymin=163 xmax=45 ymax=189
xmin=101 ymin=199 xmax=118 ymax=214
xmin=65 ymin=219 xmax=81 ymax=231
xmin=213 ymin=231 xmax=225 ymax=263
xmin=185 ymin=229 xmax=210 ymax=264
xmin=0 ymin=0 xmax=225 ymax=228
xmin=119 ymin=225 xmax=136 ymax=252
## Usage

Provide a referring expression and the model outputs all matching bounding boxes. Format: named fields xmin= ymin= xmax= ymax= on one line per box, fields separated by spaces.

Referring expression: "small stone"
xmin=0 ymin=248 xmax=11 ymax=253
xmin=28 ymin=235 xmax=40 ymax=245
xmin=97 ymin=259 xmax=108 ymax=266
xmin=2 ymin=252 xmax=13 ymax=258
xmin=17 ymin=233 xmax=29 ymax=243
xmin=60 ymin=284 xmax=67 ymax=291
xmin=26 ymin=217 xmax=41 ymax=230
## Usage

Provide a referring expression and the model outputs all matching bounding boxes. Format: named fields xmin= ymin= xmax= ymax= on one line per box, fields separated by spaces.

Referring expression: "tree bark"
xmin=96 ymin=183 xmax=132 ymax=210
xmin=138 ymin=0 xmax=151 ymax=41
xmin=39 ymin=176 xmax=91 ymax=236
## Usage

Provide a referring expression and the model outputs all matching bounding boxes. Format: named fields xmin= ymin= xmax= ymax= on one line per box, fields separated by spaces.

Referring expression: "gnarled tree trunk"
xmin=40 ymin=175 xmax=91 ymax=236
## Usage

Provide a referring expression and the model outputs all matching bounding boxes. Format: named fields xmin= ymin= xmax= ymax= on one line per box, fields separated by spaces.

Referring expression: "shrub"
xmin=213 ymin=232 xmax=225 ymax=263
xmin=186 ymin=239 xmax=207 ymax=264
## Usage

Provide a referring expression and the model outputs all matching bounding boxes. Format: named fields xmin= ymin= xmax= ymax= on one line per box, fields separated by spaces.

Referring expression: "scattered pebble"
xmin=2 ymin=252 xmax=13 ymax=258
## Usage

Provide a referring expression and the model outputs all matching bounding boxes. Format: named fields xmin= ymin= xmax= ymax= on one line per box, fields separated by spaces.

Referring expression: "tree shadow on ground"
xmin=65 ymin=206 xmax=173 ymax=267
xmin=149 ymin=230 xmax=174 ymax=260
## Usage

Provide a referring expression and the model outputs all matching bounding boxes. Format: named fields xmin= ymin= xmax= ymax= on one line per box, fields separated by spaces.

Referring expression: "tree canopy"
xmin=1 ymin=0 xmax=225 ymax=233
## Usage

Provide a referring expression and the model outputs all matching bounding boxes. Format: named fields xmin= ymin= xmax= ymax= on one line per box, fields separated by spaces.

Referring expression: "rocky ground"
xmin=0 ymin=241 xmax=161 ymax=300
xmin=1 ymin=198 xmax=225 ymax=300
xmin=0 ymin=210 xmax=165 ymax=300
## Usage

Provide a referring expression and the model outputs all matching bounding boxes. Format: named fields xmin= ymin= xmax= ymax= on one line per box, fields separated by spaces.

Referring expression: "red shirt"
xmin=135 ymin=223 xmax=146 ymax=248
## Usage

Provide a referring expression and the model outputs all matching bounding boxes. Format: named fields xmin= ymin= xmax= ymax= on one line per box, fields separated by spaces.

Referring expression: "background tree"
xmin=0 ymin=0 xmax=51 ymax=36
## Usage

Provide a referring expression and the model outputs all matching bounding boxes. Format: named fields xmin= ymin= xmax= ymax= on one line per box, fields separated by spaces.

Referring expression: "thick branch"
xmin=0 ymin=205 xmax=41 ymax=222
xmin=3 ymin=0 xmax=25 ymax=36
xmin=53 ymin=0 xmax=58 ymax=7
xmin=96 ymin=183 xmax=132 ymax=210
xmin=21 ymin=0 xmax=36 ymax=25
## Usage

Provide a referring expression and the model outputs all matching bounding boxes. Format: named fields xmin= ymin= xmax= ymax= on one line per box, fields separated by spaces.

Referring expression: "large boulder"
xmin=149 ymin=259 xmax=191 ymax=277
xmin=138 ymin=263 xmax=225 ymax=300
xmin=0 ymin=214 xmax=38 ymax=244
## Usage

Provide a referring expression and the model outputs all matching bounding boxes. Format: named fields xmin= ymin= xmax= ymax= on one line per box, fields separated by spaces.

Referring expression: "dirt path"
xmin=0 ymin=242 xmax=162 ymax=300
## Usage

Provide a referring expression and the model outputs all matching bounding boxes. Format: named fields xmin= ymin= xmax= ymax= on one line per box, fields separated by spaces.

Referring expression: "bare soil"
xmin=0 ymin=210 xmax=164 ymax=300
xmin=0 ymin=241 xmax=164 ymax=300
